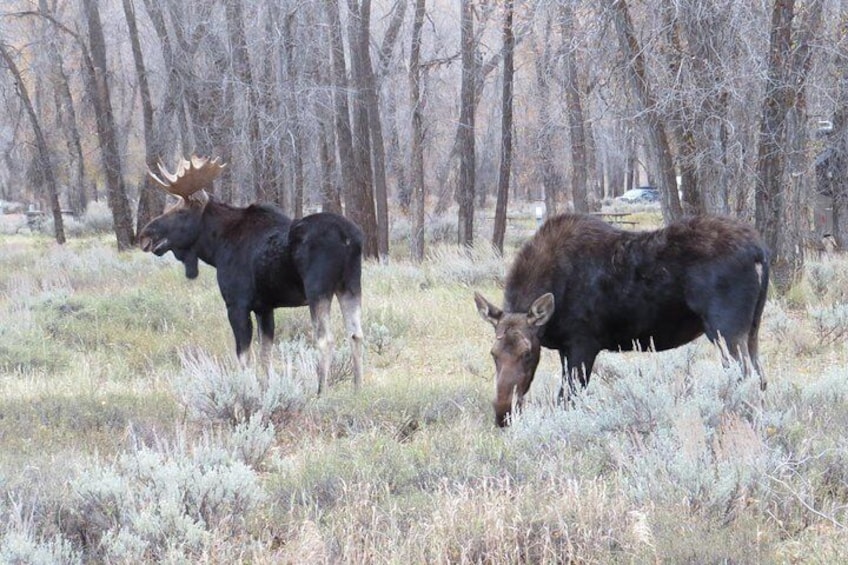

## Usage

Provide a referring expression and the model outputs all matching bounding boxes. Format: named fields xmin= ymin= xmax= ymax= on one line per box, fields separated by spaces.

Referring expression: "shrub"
xmin=0 ymin=496 xmax=81 ymax=565
xmin=170 ymin=346 xmax=308 ymax=428
xmin=808 ymin=303 xmax=848 ymax=346
xmin=64 ymin=434 xmax=265 ymax=563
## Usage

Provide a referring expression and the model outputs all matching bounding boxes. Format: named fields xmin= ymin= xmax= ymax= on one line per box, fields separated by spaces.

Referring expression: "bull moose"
xmin=138 ymin=156 xmax=363 ymax=394
xmin=475 ymin=213 xmax=769 ymax=427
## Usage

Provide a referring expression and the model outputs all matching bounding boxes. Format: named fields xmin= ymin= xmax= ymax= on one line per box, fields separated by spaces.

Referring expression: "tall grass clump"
xmin=424 ymin=242 xmax=504 ymax=287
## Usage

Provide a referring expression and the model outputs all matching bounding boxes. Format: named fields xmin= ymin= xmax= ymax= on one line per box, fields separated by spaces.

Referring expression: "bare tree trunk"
xmin=345 ymin=0 xmax=380 ymax=258
xmin=492 ymin=0 xmax=514 ymax=253
xmin=352 ymin=0 xmax=389 ymax=259
xmin=0 ymin=43 xmax=65 ymax=244
xmin=225 ymin=0 xmax=266 ymax=202
xmin=123 ymin=0 xmax=164 ymax=232
xmin=140 ymin=0 xmax=190 ymax=156
xmin=409 ymin=0 xmax=427 ymax=262
xmin=608 ymin=0 xmax=683 ymax=223
xmin=324 ymin=0 xmax=377 ymax=254
xmin=40 ymin=1 xmax=87 ymax=215
xmin=531 ymin=20 xmax=562 ymax=215
xmin=258 ymin=2 xmax=289 ymax=213
xmin=81 ymin=0 xmax=134 ymax=250
xmin=280 ymin=9 xmax=303 ymax=217
xmin=435 ymin=32 xmax=518 ymax=215
xmin=829 ymin=7 xmax=848 ymax=249
xmin=458 ymin=0 xmax=476 ymax=246
xmin=560 ymin=3 xmax=589 ymax=213
xmin=755 ymin=0 xmax=820 ymax=291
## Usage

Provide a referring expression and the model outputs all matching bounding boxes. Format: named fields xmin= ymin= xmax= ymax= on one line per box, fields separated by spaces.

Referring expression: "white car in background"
xmin=616 ymin=186 xmax=660 ymax=204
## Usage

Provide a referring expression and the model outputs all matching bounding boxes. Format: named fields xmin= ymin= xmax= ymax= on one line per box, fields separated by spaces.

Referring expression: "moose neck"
xmin=191 ymin=199 xmax=246 ymax=268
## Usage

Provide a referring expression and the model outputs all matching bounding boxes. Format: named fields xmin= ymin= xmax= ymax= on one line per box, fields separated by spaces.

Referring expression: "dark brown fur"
xmin=476 ymin=213 xmax=769 ymax=427
xmin=139 ymin=195 xmax=364 ymax=394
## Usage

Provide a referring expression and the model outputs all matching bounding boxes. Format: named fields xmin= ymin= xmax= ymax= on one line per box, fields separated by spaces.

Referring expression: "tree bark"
xmin=829 ymin=9 xmax=848 ymax=249
xmin=225 ymin=0 xmax=266 ymax=202
xmin=40 ymin=0 xmax=88 ymax=215
xmin=409 ymin=0 xmax=427 ymax=262
xmin=560 ymin=3 xmax=589 ymax=213
xmin=458 ymin=0 xmax=476 ymax=246
xmin=280 ymin=9 xmax=303 ymax=217
xmin=492 ymin=0 xmax=514 ymax=253
xmin=0 ymin=43 xmax=65 ymax=244
xmin=324 ymin=0 xmax=378 ymax=256
xmin=609 ymin=0 xmax=683 ymax=223
xmin=531 ymin=18 xmax=562 ymax=215
xmin=123 ymin=0 xmax=164 ymax=232
xmin=755 ymin=0 xmax=820 ymax=291
xmin=352 ymin=0 xmax=389 ymax=259
xmin=81 ymin=0 xmax=135 ymax=250
xmin=345 ymin=0 xmax=380 ymax=258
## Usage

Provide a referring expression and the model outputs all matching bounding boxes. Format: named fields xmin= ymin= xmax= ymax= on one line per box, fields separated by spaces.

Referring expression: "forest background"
xmin=1 ymin=0 xmax=846 ymax=288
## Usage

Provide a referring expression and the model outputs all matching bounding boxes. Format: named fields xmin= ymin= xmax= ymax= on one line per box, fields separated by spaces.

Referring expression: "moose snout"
xmin=139 ymin=234 xmax=154 ymax=252
xmin=494 ymin=402 xmax=512 ymax=428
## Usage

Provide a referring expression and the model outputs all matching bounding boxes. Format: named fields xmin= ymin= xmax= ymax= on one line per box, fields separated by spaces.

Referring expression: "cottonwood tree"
xmin=559 ymin=2 xmax=589 ymax=213
xmin=81 ymin=0 xmax=135 ymax=249
xmin=492 ymin=0 xmax=514 ymax=253
xmin=0 ymin=42 xmax=65 ymax=244
xmin=349 ymin=0 xmax=388 ymax=260
xmin=755 ymin=0 xmax=823 ymax=291
xmin=458 ymin=0 xmax=476 ymax=246
xmin=607 ymin=0 xmax=683 ymax=222
xmin=409 ymin=0 xmax=427 ymax=262
xmin=530 ymin=10 xmax=563 ymax=214
xmin=824 ymin=6 xmax=848 ymax=248
xmin=122 ymin=0 xmax=164 ymax=232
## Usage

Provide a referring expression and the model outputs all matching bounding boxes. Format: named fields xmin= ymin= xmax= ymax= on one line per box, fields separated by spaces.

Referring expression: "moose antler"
xmin=148 ymin=155 xmax=226 ymax=199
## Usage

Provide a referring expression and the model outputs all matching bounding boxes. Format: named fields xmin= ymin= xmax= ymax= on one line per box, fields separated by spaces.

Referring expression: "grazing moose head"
xmin=475 ymin=213 xmax=769 ymax=427
xmin=475 ymin=292 xmax=555 ymax=428
xmin=139 ymin=155 xmax=365 ymax=394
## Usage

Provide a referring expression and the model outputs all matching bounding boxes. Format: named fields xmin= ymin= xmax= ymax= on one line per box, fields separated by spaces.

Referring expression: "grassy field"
xmin=1 ymin=209 xmax=847 ymax=563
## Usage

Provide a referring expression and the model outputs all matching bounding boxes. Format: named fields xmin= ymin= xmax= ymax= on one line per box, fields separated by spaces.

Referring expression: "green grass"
xmin=1 ymin=213 xmax=847 ymax=562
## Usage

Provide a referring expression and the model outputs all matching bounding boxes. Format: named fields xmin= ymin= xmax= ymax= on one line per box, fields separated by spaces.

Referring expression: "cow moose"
xmin=138 ymin=156 xmax=364 ymax=394
xmin=475 ymin=213 xmax=769 ymax=427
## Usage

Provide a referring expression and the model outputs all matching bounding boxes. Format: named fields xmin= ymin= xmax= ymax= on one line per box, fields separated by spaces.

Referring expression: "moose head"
xmin=475 ymin=292 xmax=555 ymax=427
xmin=138 ymin=156 xmax=225 ymax=279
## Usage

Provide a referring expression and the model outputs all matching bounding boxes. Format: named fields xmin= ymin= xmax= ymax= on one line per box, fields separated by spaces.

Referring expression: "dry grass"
xmin=1 ymin=211 xmax=847 ymax=562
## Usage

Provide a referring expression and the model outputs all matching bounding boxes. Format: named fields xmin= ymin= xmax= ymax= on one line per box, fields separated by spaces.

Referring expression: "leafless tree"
xmin=559 ymin=2 xmax=589 ymax=213
xmin=122 ymin=0 xmax=163 ymax=232
xmin=458 ymin=0 xmax=476 ymax=246
xmin=409 ymin=0 xmax=427 ymax=262
xmin=0 ymin=42 xmax=65 ymax=244
xmin=81 ymin=0 xmax=134 ymax=249
xmin=607 ymin=0 xmax=683 ymax=222
xmin=755 ymin=0 xmax=822 ymax=291
xmin=492 ymin=0 xmax=514 ymax=253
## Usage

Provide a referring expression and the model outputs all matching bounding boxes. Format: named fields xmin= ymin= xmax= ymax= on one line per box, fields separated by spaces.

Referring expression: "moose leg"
xmin=748 ymin=330 xmax=766 ymax=391
xmin=309 ymin=298 xmax=334 ymax=395
xmin=338 ymin=290 xmax=364 ymax=391
xmin=227 ymin=305 xmax=253 ymax=366
xmin=256 ymin=310 xmax=275 ymax=373
xmin=558 ymin=348 xmax=598 ymax=406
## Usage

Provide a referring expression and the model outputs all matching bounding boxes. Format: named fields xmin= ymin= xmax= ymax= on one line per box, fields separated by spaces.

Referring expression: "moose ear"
xmin=527 ymin=293 xmax=555 ymax=327
xmin=474 ymin=292 xmax=503 ymax=327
